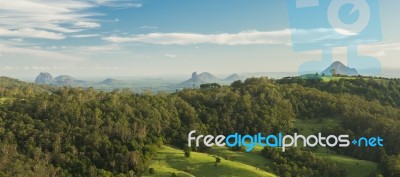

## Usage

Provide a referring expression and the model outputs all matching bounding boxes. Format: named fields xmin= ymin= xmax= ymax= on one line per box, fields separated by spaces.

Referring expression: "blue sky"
xmin=0 ymin=0 xmax=400 ymax=78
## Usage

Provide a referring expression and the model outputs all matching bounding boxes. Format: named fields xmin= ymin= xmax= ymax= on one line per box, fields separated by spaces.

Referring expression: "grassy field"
xmin=143 ymin=146 xmax=276 ymax=177
xmin=315 ymin=153 xmax=378 ymax=177
xmin=208 ymin=141 xmax=378 ymax=177
xmin=321 ymin=76 xmax=390 ymax=83
xmin=208 ymin=146 xmax=271 ymax=172
xmin=294 ymin=119 xmax=378 ymax=176
xmin=321 ymin=76 xmax=357 ymax=82
xmin=145 ymin=141 xmax=378 ymax=177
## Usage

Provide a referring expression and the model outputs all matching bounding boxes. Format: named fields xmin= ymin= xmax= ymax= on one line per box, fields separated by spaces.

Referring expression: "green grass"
xmin=321 ymin=76 xmax=356 ymax=82
xmin=315 ymin=153 xmax=378 ymax=177
xmin=143 ymin=146 xmax=276 ymax=177
xmin=321 ymin=76 xmax=390 ymax=83
xmin=208 ymin=146 xmax=271 ymax=172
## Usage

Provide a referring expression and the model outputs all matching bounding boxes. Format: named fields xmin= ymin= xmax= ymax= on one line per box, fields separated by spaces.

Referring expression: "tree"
xmin=215 ymin=157 xmax=221 ymax=163
xmin=330 ymin=68 xmax=337 ymax=76
xmin=184 ymin=145 xmax=191 ymax=158
xmin=149 ymin=168 xmax=155 ymax=174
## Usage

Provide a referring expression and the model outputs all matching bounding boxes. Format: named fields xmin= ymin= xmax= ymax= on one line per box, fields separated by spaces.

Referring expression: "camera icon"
xmin=288 ymin=0 xmax=382 ymax=75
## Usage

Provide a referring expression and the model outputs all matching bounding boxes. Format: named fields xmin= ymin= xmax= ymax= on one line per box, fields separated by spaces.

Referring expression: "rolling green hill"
xmin=143 ymin=146 xmax=276 ymax=177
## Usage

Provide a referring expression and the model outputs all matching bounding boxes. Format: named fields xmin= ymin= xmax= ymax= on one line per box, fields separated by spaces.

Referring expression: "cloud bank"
xmin=103 ymin=30 xmax=292 ymax=45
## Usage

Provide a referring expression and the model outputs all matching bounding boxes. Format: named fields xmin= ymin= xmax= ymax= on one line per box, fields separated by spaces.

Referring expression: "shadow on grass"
xmin=158 ymin=152 xmax=183 ymax=155
xmin=153 ymin=156 xmax=186 ymax=160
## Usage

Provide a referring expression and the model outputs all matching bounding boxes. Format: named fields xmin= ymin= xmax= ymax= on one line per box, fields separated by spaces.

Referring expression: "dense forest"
xmin=0 ymin=76 xmax=399 ymax=176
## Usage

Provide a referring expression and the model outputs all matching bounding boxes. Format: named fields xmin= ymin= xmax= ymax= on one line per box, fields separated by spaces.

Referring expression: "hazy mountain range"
xmin=32 ymin=61 xmax=400 ymax=91
xmin=35 ymin=73 xmax=88 ymax=86
xmin=179 ymin=72 xmax=244 ymax=88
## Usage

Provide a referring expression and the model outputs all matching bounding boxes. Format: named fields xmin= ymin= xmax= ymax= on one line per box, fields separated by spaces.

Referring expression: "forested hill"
xmin=278 ymin=76 xmax=400 ymax=107
xmin=1 ymin=76 xmax=35 ymax=88
xmin=0 ymin=76 xmax=399 ymax=176
xmin=0 ymin=76 xmax=51 ymax=96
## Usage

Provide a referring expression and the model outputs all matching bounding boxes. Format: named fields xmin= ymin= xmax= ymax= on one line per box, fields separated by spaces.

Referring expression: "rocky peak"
xmin=322 ymin=61 xmax=358 ymax=76
xmin=35 ymin=72 xmax=53 ymax=84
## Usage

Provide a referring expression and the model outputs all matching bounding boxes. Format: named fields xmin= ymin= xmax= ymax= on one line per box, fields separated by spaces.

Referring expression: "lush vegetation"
xmin=315 ymin=153 xmax=378 ymax=177
xmin=0 ymin=75 xmax=399 ymax=176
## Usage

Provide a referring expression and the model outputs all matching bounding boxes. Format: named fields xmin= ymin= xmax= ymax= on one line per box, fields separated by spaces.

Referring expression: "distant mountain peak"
xmin=180 ymin=71 xmax=219 ymax=88
xmin=198 ymin=72 xmax=219 ymax=82
xmin=35 ymin=72 xmax=53 ymax=84
xmin=54 ymin=75 xmax=76 ymax=81
xmin=98 ymin=78 xmax=125 ymax=85
xmin=224 ymin=73 xmax=242 ymax=81
xmin=331 ymin=61 xmax=346 ymax=67
xmin=191 ymin=72 xmax=202 ymax=81
xmin=322 ymin=61 xmax=358 ymax=76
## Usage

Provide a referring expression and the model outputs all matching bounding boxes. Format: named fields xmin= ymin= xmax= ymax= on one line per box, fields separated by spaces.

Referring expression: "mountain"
xmin=322 ymin=61 xmax=358 ymax=76
xmin=54 ymin=75 xmax=76 ymax=81
xmin=198 ymin=72 xmax=219 ymax=83
xmin=52 ymin=75 xmax=87 ymax=86
xmin=223 ymin=73 xmax=242 ymax=81
xmin=179 ymin=72 xmax=204 ymax=87
xmin=35 ymin=72 xmax=53 ymax=84
xmin=179 ymin=72 xmax=221 ymax=88
xmin=98 ymin=78 xmax=125 ymax=85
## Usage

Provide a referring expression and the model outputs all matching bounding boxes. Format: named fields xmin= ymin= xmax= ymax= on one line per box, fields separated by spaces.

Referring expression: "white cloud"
xmin=103 ymin=29 xmax=292 ymax=45
xmin=0 ymin=28 xmax=65 ymax=40
xmin=3 ymin=66 xmax=15 ymax=70
xmin=10 ymin=38 xmax=24 ymax=42
xmin=102 ymin=28 xmax=361 ymax=46
xmin=95 ymin=66 xmax=119 ymax=70
xmin=0 ymin=0 xmax=95 ymax=39
xmin=71 ymin=34 xmax=101 ymax=38
xmin=165 ymin=54 xmax=177 ymax=58
xmin=358 ymin=43 xmax=400 ymax=57
xmin=74 ymin=21 xmax=101 ymax=28
xmin=46 ymin=46 xmax=58 ymax=50
xmin=303 ymin=42 xmax=400 ymax=57
xmin=95 ymin=0 xmax=142 ymax=8
xmin=85 ymin=45 xmax=121 ymax=51
xmin=55 ymin=44 xmax=122 ymax=54
xmin=140 ymin=26 xmax=158 ymax=29
xmin=290 ymin=28 xmax=359 ymax=47
xmin=0 ymin=0 xmax=141 ymax=40
xmin=0 ymin=44 xmax=82 ymax=62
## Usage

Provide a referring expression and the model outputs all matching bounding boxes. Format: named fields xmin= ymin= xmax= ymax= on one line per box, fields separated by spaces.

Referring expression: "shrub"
xmin=149 ymin=168 xmax=155 ymax=174
xmin=184 ymin=144 xmax=191 ymax=157
xmin=184 ymin=151 xmax=191 ymax=157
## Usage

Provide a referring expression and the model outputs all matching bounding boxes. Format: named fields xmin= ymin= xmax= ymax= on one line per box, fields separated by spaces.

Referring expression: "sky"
xmin=1 ymin=0 xmax=400 ymax=79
